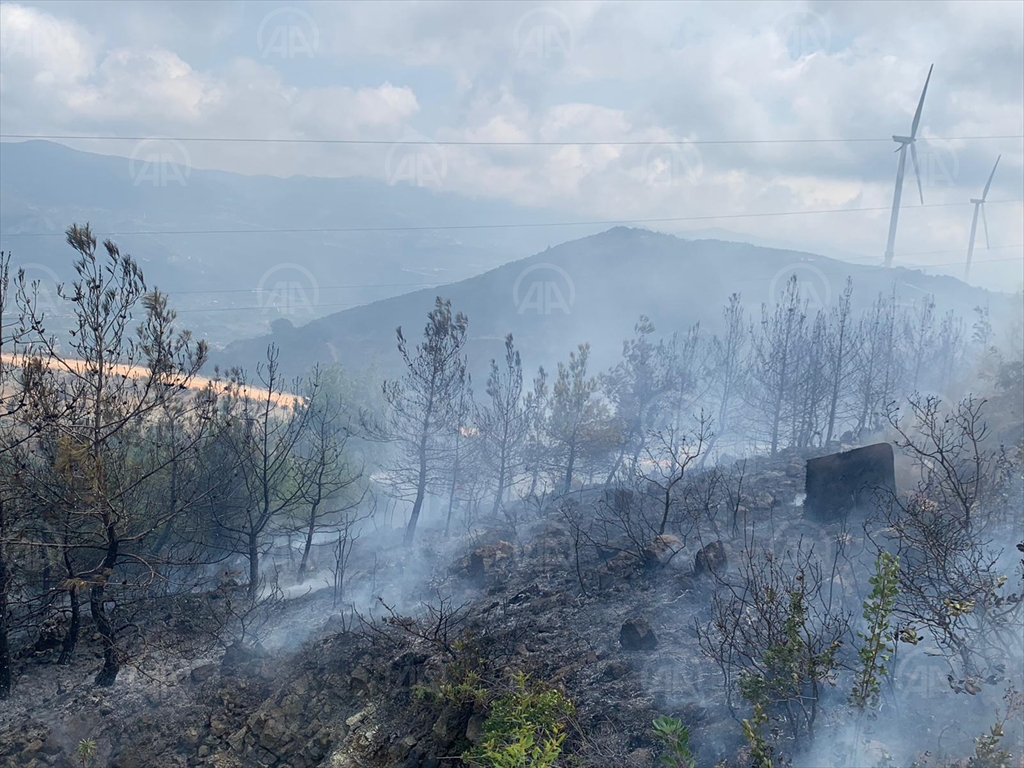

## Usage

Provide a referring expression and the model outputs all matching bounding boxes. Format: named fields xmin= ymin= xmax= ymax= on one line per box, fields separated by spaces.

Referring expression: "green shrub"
xmin=464 ymin=672 xmax=575 ymax=768
xmin=652 ymin=715 xmax=696 ymax=768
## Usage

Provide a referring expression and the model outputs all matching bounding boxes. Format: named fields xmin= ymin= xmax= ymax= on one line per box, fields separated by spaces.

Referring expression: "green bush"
xmin=464 ymin=672 xmax=575 ymax=768
xmin=652 ymin=715 xmax=696 ymax=768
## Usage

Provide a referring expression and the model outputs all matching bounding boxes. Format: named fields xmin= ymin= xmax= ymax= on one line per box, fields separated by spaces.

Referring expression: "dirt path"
xmin=0 ymin=352 xmax=303 ymax=408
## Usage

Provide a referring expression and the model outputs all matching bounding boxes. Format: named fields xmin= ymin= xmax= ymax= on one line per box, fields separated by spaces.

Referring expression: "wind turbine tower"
xmin=883 ymin=64 xmax=933 ymax=268
xmin=964 ymin=155 xmax=1000 ymax=283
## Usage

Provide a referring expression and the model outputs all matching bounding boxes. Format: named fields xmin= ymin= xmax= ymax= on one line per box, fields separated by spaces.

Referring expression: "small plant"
xmin=465 ymin=672 xmax=574 ymax=768
xmin=75 ymin=739 xmax=97 ymax=767
xmin=849 ymin=551 xmax=899 ymax=712
xmin=742 ymin=703 xmax=774 ymax=768
xmin=965 ymin=687 xmax=1024 ymax=768
xmin=652 ymin=714 xmax=696 ymax=768
xmin=412 ymin=632 xmax=488 ymax=707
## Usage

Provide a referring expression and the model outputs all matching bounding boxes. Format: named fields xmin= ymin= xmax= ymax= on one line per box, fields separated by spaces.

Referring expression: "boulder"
xmin=643 ymin=534 xmax=684 ymax=567
xmin=451 ymin=541 xmax=514 ymax=581
xmin=190 ymin=663 xmax=218 ymax=684
xmin=805 ymin=442 xmax=896 ymax=521
xmin=221 ymin=641 xmax=261 ymax=668
xmin=620 ymin=618 xmax=658 ymax=651
xmin=694 ymin=540 xmax=727 ymax=576
xmin=603 ymin=488 xmax=635 ymax=513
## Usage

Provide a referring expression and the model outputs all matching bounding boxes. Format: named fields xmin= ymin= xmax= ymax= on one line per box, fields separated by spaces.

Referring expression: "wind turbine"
xmin=883 ymin=64 xmax=933 ymax=268
xmin=964 ymin=155 xmax=1000 ymax=283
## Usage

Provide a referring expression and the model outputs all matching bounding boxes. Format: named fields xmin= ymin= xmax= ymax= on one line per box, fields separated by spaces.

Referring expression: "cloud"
xmin=0 ymin=0 xmax=1021 ymax=288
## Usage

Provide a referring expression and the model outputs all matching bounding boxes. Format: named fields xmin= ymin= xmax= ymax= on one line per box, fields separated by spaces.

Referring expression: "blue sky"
xmin=1 ymin=0 xmax=1022 ymax=289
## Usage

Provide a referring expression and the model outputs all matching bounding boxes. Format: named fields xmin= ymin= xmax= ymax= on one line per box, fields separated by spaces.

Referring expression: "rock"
xmin=643 ymin=534 xmax=684 ymax=567
xmin=465 ymin=713 xmax=486 ymax=743
xmin=603 ymin=487 xmax=634 ymax=513
xmin=620 ymin=619 xmax=658 ymax=651
xmin=694 ymin=540 xmax=727 ymax=576
xmin=597 ymin=551 xmax=640 ymax=590
xmin=452 ymin=541 xmax=515 ymax=581
xmin=601 ymin=660 xmax=632 ymax=681
xmin=805 ymin=442 xmax=896 ymax=521
xmin=191 ymin=663 xmax=218 ymax=683
xmin=349 ymin=664 xmax=371 ymax=691
xmin=221 ymin=642 xmax=261 ymax=668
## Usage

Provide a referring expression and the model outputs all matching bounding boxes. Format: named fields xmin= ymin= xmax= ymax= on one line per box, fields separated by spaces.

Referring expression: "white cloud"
xmin=0 ymin=0 xmax=1021 ymax=288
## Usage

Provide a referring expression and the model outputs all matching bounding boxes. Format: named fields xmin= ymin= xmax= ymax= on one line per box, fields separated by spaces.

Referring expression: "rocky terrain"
xmin=0 ymin=450 xmax=816 ymax=768
xmin=2 ymin=442 xmax=1021 ymax=768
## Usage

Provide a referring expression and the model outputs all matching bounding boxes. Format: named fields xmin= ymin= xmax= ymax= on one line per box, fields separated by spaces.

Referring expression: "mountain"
xmin=217 ymin=227 xmax=1010 ymax=380
xmin=0 ymin=140 xmax=600 ymax=345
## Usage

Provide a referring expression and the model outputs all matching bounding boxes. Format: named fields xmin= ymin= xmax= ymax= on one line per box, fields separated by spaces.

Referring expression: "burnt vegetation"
xmin=0 ymin=228 xmax=1022 ymax=767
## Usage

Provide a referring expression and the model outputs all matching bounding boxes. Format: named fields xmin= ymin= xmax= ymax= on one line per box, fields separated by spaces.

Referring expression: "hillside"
xmin=0 ymin=141 xmax=588 ymax=345
xmin=217 ymin=227 xmax=1009 ymax=380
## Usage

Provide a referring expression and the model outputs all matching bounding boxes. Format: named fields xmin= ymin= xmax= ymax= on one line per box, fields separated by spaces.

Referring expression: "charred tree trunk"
xmin=92 ymin=525 xmax=119 ymax=686
xmin=405 ymin=416 xmax=431 ymax=547
xmin=248 ymin=530 xmax=260 ymax=599
xmin=58 ymin=546 xmax=79 ymax=665
xmin=297 ymin=503 xmax=319 ymax=583
xmin=0 ymin=503 xmax=10 ymax=698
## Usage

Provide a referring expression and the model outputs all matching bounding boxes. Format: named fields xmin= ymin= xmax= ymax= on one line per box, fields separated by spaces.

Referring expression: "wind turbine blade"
xmin=981 ymin=155 xmax=1000 ymax=201
xmin=910 ymin=142 xmax=924 ymax=204
xmin=981 ymin=203 xmax=990 ymax=249
xmin=910 ymin=63 xmax=933 ymax=139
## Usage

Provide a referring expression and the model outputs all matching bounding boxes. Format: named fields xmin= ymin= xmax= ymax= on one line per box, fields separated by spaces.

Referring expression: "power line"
xmin=2 ymin=133 xmax=1023 ymax=147
xmin=3 ymin=199 xmax=1021 ymax=240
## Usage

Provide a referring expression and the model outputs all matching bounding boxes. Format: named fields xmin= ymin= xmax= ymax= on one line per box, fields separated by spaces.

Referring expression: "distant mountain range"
xmin=0 ymin=140 xmax=598 ymax=344
xmin=217 ymin=226 xmax=1011 ymax=381
xmin=2 ymin=141 xmax=1012 ymax=382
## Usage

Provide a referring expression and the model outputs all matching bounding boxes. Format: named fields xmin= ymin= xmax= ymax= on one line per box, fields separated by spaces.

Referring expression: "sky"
xmin=1 ymin=0 xmax=1023 ymax=290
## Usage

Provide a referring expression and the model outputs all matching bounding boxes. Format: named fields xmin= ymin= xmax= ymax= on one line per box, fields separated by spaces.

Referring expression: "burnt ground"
xmin=1 ymin=447 xmax=1015 ymax=768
